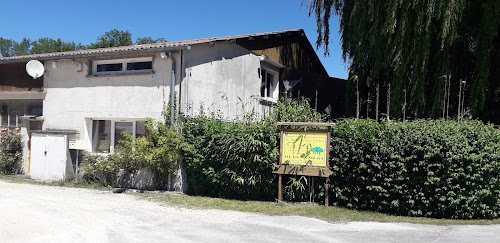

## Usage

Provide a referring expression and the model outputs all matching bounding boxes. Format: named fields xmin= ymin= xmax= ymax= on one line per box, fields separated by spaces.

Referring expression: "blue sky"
xmin=0 ymin=0 xmax=348 ymax=79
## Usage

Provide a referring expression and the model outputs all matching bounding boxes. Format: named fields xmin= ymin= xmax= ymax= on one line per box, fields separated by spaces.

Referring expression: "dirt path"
xmin=1 ymin=179 xmax=499 ymax=243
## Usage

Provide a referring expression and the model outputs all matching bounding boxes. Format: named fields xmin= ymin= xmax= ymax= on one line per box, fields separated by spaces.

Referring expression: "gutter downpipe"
xmin=166 ymin=46 xmax=191 ymax=127
xmin=168 ymin=51 xmax=176 ymax=126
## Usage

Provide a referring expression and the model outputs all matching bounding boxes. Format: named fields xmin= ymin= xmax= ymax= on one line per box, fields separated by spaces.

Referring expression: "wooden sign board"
xmin=273 ymin=164 xmax=334 ymax=177
xmin=281 ymin=130 xmax=329 ymax=167
xmin=273 ymin=122 xmax=335 ymax=206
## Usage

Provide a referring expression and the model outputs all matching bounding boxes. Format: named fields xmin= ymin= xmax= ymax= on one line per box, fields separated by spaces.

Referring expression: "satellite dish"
xmin=26 ymin=60 xmax=45 ymax=79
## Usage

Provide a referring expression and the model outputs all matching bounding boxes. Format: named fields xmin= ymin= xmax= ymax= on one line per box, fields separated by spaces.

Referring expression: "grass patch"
xmin=0 ymin=174 xmax=104 ymax=189
xmin=136 ymin=193 xmax=500 ymax=226
xmin=2 ymin=174 xmax=499 ymax=226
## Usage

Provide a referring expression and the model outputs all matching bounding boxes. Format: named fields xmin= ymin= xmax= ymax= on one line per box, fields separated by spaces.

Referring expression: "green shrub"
xmin=181 ymin=99 xmax=323 ymax=200
xmin=80 ymin=153 xmax=121 ymax=186
xmin=80 ymin=119 xmax=186 ymax=188
xmin=0 ymin=127 xmax=23 ymax=174
xmin=115 ymin=118 xmax=187 ymax=187
xmin=330 ymin=119 xmax=500 ymax=219
xmin=181 ymin=110 xmax=277 ymax=199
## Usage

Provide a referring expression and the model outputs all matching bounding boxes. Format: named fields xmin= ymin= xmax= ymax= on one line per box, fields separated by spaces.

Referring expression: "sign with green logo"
xmin=281 ymin=131 xmax=328 ymax=167
xmin=273 ymin=122 xmax=336 ymax=206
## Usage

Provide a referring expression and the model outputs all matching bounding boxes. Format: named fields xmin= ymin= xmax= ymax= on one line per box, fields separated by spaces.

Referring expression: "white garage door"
xmin=30 ymin=133 xmax=68 ymax=181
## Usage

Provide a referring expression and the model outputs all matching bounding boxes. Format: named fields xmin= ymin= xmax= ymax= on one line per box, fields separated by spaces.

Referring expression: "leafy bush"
xmin=80 ymin=153 xmax=120 ymax=186
xmin=81 ymin=119 xmax=186 ymax=188
xmin=182 ymin=113 xmax=278 ymax=199
xmin=330 ymin=119 xmax=500 ymax=219
xmin=0 ymin=127 xmax=23 ymax=174
xmin=115 ymin=118 xmax=187 ymax=187
xmin=181 ymin=99 xmax=323 ymax=200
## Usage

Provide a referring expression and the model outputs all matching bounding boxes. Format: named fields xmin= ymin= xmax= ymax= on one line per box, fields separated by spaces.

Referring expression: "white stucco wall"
xmin=179 ymin=42 xmax=270 ymax=119
xmin=40 ymin=42 xmax=277 ymax=151
xmin=42 ymin=54 xmax=172 ymax=150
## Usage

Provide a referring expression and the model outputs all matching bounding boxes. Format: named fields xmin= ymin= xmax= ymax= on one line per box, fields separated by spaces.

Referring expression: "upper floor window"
xmin=260 ymin=68 xmax=279 ymax=101
xmin=92 ymin=57 xmax=153 ymax=75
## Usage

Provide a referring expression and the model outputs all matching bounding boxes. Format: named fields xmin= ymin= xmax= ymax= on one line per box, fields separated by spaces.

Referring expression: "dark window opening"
xmin=93 ymin=58 xmax=153 ymax=75
xmin=96 ymin=63 xmax=123 ymax=72
xmin=1 ymin=102 xmax=7 ymax=126
xmin=127 ymin=61 xmax=152 ymax=71
xmin=136 ymin=121 xmax=146 ymax=138
xmin=92 ymin=120 xmax=111 ymax=153
xmin=27 ymin=100 xmax=43 ymax=116
xmin=266 ymin=73 xmax=273 ymax=97
xmin=114 ymin=122 xmax=133 ymax=147
xmin=261 ymin=70 xmax=266 ymax=97
xmin=260 ymin=69 xmax=275 ymax=98
xmin=0 ymin=99 xmax=43 ymax=127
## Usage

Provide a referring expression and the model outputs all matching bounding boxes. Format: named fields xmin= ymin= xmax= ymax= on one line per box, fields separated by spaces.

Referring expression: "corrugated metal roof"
xmin=0 ymin=29 xmax=304 ymax=63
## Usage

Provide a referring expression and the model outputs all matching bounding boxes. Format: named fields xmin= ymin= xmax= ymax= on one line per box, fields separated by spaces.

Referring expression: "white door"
xmin=30 ymin=133 xmax=67 ymax=181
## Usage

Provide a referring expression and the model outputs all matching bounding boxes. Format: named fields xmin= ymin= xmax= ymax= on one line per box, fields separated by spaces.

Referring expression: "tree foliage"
xmin=0 ymin=37 xmax=32 ymax=57
xmin=87 ymin=29 xmax=167 ymax=49
xmin=0 ymin=37 xmax=86 ymax=56
xmin=88 ymin=29 xmax=133 ymax=49
xmin=0 ymin=29 xmax=166 ymax=57
xmin=135 ymin=37 xmax=167 ymax=45
xmin=305 ymin=0 xmax=500 ymax=123
xmin=31 ymin=38 xmax=86 ymax=54
xmin=0 ymin=38 xmax=15 ymax=57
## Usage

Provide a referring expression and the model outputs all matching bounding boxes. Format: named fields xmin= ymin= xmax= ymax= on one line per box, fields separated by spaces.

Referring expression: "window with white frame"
xmin=91 ymin=119 xmax=146 ymax=153
xmin=260 ymin=68 xmax=279 ymax=101
xmin=92 ymin=57 xmax=153 ymax=75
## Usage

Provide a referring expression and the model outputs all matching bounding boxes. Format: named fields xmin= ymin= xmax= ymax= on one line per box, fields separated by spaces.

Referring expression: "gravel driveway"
xmin=1 ymin=179 xmax=499 ymax=243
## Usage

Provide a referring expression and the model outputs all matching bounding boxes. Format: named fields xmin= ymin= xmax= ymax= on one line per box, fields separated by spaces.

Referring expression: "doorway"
xmin=28 ymin=120 xmax=43 ymax=173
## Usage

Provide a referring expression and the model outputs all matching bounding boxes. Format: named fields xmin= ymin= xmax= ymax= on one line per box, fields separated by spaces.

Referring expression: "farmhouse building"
xmin=0 ymin=29 xmax=344 ymax=181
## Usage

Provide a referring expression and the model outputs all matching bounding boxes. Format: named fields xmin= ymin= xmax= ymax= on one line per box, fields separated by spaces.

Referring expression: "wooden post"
xmin=279 ymin=125 xmax=284 ymax=165
xmin=325 ymin=177 xmax=330 ymax=206
xmin=278 ymin=125 xmax=284 ymax=201
xmin=326 ymin=126 xmax=332 ymax=207
xmin=278 ymin=174 xmax=283 ymax=201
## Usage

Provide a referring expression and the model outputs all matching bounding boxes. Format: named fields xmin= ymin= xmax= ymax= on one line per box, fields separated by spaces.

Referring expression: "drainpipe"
xmin=160 ymin=46 xmax=190 ymax=126
xmin=168 ymin=51 xmax=176 ymax=126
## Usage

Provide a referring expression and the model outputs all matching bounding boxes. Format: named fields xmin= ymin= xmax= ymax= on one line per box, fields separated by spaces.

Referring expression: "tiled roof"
xmin=0 ymin=29 xmax=304 ymax=63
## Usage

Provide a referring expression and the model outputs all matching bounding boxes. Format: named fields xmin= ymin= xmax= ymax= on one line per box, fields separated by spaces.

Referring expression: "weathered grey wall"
xmin=118 ymin=165 xmax=188 ymax=192
xmin=179 ymin=42 xmax=266 ymax=119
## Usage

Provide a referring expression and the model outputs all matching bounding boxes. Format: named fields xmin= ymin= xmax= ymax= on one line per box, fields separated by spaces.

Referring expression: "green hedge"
xmin=181 ymin=100 xmax=500 ymax=219
xmin=182 ymin=115 xmax=278 ymax=200
xmin=330 ymin=119 xmax=500 ymax=219
xmin=181 ymin=99 xmax=322 ymax=200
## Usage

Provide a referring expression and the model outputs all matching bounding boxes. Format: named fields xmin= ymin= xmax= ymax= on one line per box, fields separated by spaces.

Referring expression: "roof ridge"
xmin=0 ymin=29 xmax=305 ymax=63
xmin=111 ymin=29 xmax=305 ymax=50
